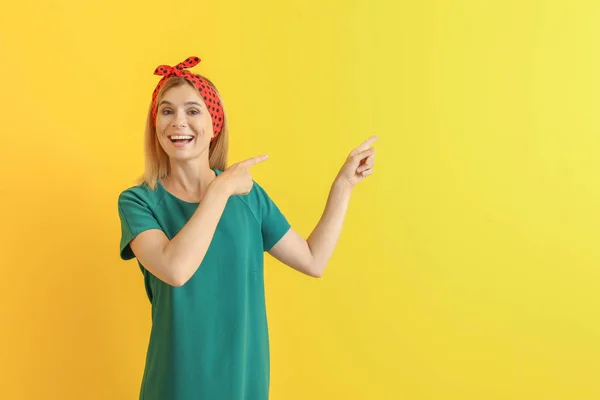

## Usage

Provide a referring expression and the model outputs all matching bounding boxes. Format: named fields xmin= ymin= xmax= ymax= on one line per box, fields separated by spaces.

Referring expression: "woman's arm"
xmin=130 ymin=182 xmax=229 ymax=287
xmin=268 ymin=136 xmax=378 ymax=277
xmin=130 ymin=155 xmax=268 ymax=287
xmin=269 ymin=182 xmax=351 ymax=277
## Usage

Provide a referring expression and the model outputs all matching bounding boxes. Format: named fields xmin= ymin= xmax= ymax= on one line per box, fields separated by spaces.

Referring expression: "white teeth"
xmin=170 ymin=135 xmax=193 ymax=140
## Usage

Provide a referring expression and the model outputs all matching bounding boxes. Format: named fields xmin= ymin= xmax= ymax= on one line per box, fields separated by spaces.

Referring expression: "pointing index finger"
xmin=239 ymin=154 xmax=269 ymax=167
xmin=354 ymin=135 xmax=379 ymax=153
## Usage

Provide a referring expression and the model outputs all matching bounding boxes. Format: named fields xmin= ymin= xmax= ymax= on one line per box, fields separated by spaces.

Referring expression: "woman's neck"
xmin=162 ymin=159 xmax=216 ymax=202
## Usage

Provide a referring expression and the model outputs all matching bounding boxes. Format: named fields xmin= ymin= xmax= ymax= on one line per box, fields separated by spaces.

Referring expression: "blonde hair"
xmin=140 ymin=76 xmax=229 ymax=190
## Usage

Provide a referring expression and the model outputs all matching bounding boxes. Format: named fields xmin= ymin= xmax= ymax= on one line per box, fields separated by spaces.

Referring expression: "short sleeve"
xmin=117 ymin=188 xmax=163 ymax=260
xmin=252 ymin=182 xmax=291 ymax=251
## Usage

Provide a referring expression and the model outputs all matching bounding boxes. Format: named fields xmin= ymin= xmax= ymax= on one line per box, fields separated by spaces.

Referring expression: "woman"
xmin=117 ymin=56 xmax=377 ymax=400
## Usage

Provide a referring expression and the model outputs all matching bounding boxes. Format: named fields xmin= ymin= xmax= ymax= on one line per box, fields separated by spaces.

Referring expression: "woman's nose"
xmin=172 ymin=112 xmax=187 ymax=127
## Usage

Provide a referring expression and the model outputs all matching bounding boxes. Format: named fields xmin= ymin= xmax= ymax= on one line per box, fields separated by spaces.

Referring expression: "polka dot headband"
xmin=151 ymin=56 xmax=224 ymax=139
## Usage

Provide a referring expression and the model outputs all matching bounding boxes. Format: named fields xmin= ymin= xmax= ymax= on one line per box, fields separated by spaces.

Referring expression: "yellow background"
xmin=2 ymin=0 xmax=600 ymax=399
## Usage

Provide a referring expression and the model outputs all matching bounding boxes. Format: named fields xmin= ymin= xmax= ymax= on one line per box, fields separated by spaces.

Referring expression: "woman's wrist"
xmin=208 ymin=176 xmax=232 ymax=199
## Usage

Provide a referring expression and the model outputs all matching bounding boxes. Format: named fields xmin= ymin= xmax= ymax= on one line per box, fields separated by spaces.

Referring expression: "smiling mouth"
xmin=169 ymin=135 xmax=194 ymax=145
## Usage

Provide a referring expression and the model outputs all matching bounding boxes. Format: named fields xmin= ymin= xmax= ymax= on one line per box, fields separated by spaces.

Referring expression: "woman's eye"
xmin=188 ymin=109 xmax=200 ymax=115
xmin=161 ymin=109 xmax=173 ymax=115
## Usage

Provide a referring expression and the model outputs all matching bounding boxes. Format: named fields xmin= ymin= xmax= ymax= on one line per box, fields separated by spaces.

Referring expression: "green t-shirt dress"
xmin=117 ymin=170 xmax=291 ymax=400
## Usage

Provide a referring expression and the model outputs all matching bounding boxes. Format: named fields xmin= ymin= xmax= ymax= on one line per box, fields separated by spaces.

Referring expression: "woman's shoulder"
xmin=234 ymin=179 xmax=280 ymax=220
xmin=118 ymin=181 xmax=164 ymax=209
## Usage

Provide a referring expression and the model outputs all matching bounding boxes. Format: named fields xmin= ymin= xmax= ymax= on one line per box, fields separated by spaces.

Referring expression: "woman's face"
xmin=155 ymin=83 xmax=214 ymax=162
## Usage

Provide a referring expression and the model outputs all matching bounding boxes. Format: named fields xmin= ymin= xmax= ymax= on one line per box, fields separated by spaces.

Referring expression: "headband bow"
xmin=151 ymin=56 xmax=224 ymax=139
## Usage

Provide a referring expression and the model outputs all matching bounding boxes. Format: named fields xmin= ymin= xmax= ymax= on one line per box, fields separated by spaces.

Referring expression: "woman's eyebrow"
xmin=158 ymin=100 xmax=203 ymax=107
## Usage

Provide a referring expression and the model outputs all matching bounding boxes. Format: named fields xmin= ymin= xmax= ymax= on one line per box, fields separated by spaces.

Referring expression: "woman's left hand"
xmin=334 ymin=135 xmax=378 ymax=190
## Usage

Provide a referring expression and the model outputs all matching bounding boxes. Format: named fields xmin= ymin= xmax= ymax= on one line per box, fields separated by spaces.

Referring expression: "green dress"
xmin=117 ymin=170 xmax=290 ymax=400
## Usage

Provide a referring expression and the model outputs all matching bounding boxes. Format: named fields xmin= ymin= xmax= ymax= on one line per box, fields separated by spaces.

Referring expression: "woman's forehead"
xmin=160 ymin=84 xmax=204 ymax=104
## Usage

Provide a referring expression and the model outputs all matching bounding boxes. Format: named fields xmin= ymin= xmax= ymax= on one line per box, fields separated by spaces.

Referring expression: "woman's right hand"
xmin=212 ymin=155 xmax=269 ymax=196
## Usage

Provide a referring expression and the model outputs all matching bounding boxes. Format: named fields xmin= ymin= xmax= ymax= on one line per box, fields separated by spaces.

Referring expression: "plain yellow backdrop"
xmin=2 ymin=0 xmax=600 ymax=399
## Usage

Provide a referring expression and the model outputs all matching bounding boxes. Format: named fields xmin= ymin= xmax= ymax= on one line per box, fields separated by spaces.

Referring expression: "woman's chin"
xmin=165 ymin=147 xmax=207 ymax=162
xmin=170 ymin=150 xmax=197 ymax=161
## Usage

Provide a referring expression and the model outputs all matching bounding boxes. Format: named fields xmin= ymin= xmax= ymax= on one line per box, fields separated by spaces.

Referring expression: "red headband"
xmin=151 ymin=56 xmax=224 ymax=139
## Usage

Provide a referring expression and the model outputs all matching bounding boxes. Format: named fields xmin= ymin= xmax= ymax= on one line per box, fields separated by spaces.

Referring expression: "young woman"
xmin=117 ymin=56 xmax=377 ymax=400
